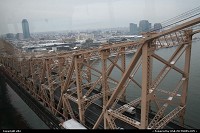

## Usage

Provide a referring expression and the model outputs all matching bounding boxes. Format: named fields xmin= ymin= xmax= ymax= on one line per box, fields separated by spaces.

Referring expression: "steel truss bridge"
xmin=0 ymin=11 xmax=200 ymax=129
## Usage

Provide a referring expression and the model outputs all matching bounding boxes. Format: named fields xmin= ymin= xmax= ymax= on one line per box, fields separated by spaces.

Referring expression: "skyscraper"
xmin=22 ymin=19 xmax=30 ymax=39
xmin=139 ymin=20 xmax=151 ymax=33
xmin=154 ymin=23 xmax=162 ymax=32
xmin=129 ymin=23 xmax=138 ymax=35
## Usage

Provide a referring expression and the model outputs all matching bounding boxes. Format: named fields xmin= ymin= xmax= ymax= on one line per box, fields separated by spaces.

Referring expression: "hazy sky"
xmin=0 ymin=0 xmax=200 ymax=34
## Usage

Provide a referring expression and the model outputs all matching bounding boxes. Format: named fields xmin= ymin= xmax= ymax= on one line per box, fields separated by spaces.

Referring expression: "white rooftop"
xmin=39 ymin=42 xmax=65 ymax=46
xmin=62 ymin=119 xmax=87 ymax=129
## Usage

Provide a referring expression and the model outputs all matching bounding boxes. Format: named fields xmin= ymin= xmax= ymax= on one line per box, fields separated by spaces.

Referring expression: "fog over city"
xmin=0 ymin=0 xmax=200 ymax=34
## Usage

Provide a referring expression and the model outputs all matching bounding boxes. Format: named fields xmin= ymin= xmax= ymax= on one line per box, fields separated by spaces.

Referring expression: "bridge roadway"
xmin=1 ymin=67 xmax=190 ymax=129
xmin=56 ymin=87 xmax=187 ymax=129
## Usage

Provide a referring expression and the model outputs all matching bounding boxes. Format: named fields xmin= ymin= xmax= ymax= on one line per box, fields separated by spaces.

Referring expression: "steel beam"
xmin=74 ymin=55 xmax=85 ymax=124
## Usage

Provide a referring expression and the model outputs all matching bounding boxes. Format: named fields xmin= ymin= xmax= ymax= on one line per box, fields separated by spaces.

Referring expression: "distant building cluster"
xmin=1 ymin=18 xmax=163 ymax=54
xmin=3 ymin=33 xmax=24 ymax=40
xmin=2 ymin=19 xmax=31 ymax=40
xmin=129 ymin=20 xmax=162 ymax=35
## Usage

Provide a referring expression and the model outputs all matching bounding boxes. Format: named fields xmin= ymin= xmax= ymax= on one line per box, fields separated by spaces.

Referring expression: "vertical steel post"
xmin=86 ymin=56 xmax=91 ymax=85
xmin=180 ymin=30 xmax=192 ymax=126
xmin=75 ymin=55 xmax=85 ymax=124
xmin=46 ymin=59 xmax=55 ymax=112
xmin=101 ymin=49 xmax=110 ymax=129
xmin=140 ymin=41 xmax=153 ymax=129
xmin=121 ymin=47 xmax=126 ymax=102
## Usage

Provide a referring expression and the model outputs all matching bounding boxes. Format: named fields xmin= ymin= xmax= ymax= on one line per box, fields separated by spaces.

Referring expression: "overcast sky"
xmin=0 ymin=0 xmax=200 ymax=34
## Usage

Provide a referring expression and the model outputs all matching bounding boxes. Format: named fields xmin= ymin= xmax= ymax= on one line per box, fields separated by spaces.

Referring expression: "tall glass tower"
xmin=22 ymin=19 xmax=30 ymax=39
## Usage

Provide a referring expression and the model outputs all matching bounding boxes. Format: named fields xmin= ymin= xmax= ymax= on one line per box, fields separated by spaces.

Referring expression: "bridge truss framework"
xmin=0 ymin=17 xmax=200 ymax=129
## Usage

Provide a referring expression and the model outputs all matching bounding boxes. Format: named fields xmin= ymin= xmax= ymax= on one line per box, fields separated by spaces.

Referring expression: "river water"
xmin=0 ymin=77 xmax=49 ymax=129
xmin=0 ymin=38 xmax=199 ymax=129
